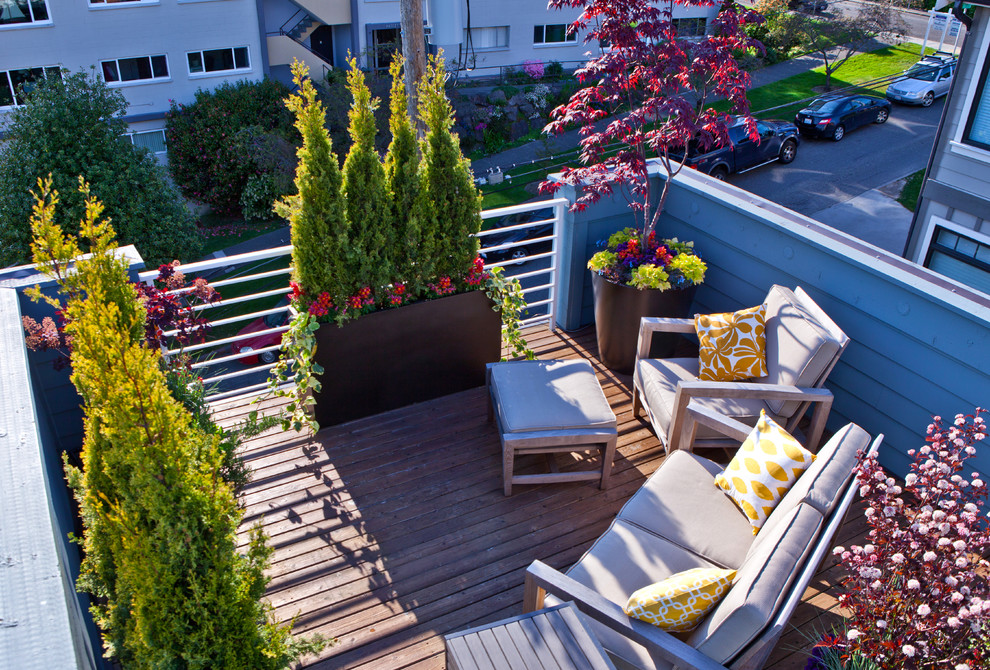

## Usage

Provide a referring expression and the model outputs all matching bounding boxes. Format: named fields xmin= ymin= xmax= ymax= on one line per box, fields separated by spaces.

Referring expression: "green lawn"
xmin=742 ymin=43 xmax=934 ymax=120
xmin=898 ymin=169 xmax=926 ymax=212
xmin=196 ymin=214 xmax=285 ymax=258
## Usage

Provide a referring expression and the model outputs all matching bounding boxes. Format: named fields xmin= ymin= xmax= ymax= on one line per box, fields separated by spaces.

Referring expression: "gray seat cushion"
xmin=761 ymin=286 xmax=848 ymax=417
xmin=687 ymin=503 xmax=824 ymax=664
xmin=490 ymin=359 xmax=616 ymax=433
xmin=561 ymin=518 xmax=721 ymax=670
xmin=617 ymin=451 xmax=754 ymax=569
xmin=634 ymin=357 xmax=775 ymax=441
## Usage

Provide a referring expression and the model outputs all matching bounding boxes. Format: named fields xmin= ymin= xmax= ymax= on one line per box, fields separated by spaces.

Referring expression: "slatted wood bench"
xmin=445 ymin=601 xmax=617 ymax=670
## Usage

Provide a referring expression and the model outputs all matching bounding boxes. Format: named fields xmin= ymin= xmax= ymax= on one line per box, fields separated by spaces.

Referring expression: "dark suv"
xmin=681 ymin=117 xmax=801 ymax=180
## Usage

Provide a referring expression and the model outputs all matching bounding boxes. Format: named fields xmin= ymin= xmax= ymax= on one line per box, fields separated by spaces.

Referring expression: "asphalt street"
xmin=728 ymin=97 xmax=944 ymax=217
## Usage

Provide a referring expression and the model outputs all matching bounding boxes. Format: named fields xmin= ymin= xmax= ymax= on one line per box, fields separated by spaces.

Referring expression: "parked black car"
xmin=795 ymin=94 xmax=891 ymax=141
xmin=680 ymin=117 xmax=800 ymax=180
xmin=478 ymin=206 xmax=555 ymax=264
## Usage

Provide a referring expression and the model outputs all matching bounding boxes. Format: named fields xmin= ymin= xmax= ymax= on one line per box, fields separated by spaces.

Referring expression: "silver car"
xmin=886 ymin=53 xmax=956 ymax=107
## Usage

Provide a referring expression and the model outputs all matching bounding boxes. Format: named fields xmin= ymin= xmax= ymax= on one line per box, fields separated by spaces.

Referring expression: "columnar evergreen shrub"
xmin=341 ymin=60 xmax=392 ymax=293
xmin=417 ymin=55 xmax=482 ymax=285
xmin=383 ymin=57 xmax=421 ymax=285
xmin=166 ymin=78 xmax=296 ymax=217
xmin=26 ymin=179 xmax=321 ymax=667
xmin=275 ymin=62 xmax=350 ymax=309
xmin=0 ymin=70 xmax=201 ymax=267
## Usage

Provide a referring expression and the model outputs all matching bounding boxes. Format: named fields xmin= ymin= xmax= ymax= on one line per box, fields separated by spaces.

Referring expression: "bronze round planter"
xmin=591 ymin=271 xmax=697 ymax=375
xmin=311 ymin=290 xmax=502 ymax=427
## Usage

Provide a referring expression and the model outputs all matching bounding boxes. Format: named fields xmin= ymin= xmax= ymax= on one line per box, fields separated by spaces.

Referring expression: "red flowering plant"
xmin=539 ymin=0 xmax=764 ymax=267
xmin=814 ymin=409 xmax=990 ymax=670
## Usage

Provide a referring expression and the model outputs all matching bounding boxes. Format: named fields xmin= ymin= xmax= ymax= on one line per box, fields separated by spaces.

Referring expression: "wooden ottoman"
xmin=487 ymin=359 xmax=618 ymax=496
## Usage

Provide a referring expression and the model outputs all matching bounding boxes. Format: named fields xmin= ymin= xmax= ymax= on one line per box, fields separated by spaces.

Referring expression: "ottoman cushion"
xmin=490 ymin=360 xmax=616 ymax=434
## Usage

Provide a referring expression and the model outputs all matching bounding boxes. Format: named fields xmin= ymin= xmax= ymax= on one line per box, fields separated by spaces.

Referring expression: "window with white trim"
xmin=101 ymin=55 xmax=169 ymax=84
xmin=533 ymin=24 xmax=576 ymax=45
xmin=673 ymin=18 xmax=707 ymax=37
xmin=464 ymin=26 xmax=508 ymax=50
xmin=129 ymin=129 xmax=167 ymax=154
xmin=187 ymin=47 xmax=250 ymax=75
xmin=925 ymin=226 xmax=990 ymax=295
xmin=963 ymin=44 xmax=990 ymax=152
xmin=0 ymin=0 xmax=51 ymax=26
xmin=0 ymin=66 xmax=60 ymax=107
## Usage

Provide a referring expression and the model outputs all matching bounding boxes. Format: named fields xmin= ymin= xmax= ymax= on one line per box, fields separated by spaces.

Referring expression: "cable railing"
xmin=139 ymin=200 xmax=565 ymax=402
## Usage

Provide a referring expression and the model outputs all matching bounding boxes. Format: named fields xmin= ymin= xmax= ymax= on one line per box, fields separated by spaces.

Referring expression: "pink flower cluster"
xmin=464 ymin=257 xmax=488 ymax=286
xmin=522 ymin=59 xmax=545 ymax=80
xmin=428 ymin=276 xmax=455 ymax=296
xmin=832 ymin=408 xmax=989 ymax=669
xmin=386 ymin=283 xmax=409 ymax=307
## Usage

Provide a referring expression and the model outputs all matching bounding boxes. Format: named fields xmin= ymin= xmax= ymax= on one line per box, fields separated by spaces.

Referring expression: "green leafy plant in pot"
xmin=538 ymin=0 xmax=763 ymax=373
xmin=268 ymin=56 xmax=533 ymax=432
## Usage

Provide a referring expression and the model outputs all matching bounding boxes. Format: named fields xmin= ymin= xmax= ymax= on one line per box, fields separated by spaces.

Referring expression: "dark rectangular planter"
xmin=312 ymin=290 xmax=502 ymax=427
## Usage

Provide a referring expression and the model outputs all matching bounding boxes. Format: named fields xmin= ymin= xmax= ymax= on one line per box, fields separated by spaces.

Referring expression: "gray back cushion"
xmin=761 ymin=286 xmax=848 ymax=417
xmin=686 ymin=503 xmax=824 ymax=664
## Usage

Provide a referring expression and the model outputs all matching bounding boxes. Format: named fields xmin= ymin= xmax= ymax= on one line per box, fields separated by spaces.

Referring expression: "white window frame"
xmin=0 ymin=65 xmax=61 ymax=109
xmin=100 ymin=54 xmax=170 ymax=86
xmin=128 ymin=129 xmax=168 ymax=154
xmin=533 ymin=24 xmax=577 ymax=47
xmin=88 ymin=0 xmax=159 ymax=9
xmin=186 ymin=46 xmax=251 ymax=78
xmin=0 ymin=0 xmax=53 ymax=29
xmin=919 ymin=215 xmax=990 ymax=296
xmin=951 ymin=20 xmax=990 ymax=165
xmin=464 ymin=26 xmax=509 ymax=52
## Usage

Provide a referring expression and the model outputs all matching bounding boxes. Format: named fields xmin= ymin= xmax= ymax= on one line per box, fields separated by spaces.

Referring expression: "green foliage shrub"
xmin=0 ymin=70 xmax=201 ymax=268
xmin=275 ymin=62 xmax=350 ymax=310
xmin=166 ymin=78 xmax=296 ymax=217
xmin=27 ymin=179 xmax=323 ymax=667
xmin=545 ymin=60 xmax=565 ymax=80
xmin=383 ymin=57 xmax=422 ymax=286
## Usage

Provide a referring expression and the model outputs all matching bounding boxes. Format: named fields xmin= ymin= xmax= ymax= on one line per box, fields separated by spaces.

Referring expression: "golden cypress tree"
xmin=383 ymin=56 xmax=421 ymax=287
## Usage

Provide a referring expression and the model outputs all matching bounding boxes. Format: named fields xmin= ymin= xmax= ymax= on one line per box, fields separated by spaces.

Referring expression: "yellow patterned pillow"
xmin=695 ymin=304 xmax=768 ymax=382
xmin=624 ymin=567 xmax=737 ymax=632
xmin=715 ymin=410 xmax=815 ymax=533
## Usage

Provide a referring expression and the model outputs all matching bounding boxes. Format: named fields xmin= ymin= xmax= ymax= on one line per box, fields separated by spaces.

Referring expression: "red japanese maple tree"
xmin=540 ymin=0 xmax=764 ymax=239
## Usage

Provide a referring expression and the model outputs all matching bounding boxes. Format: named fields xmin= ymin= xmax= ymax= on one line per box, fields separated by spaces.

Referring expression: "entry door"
xmin=311 ymin=25 xmax=334 ymax=65
xmin=373 ymin=28 xmax=401 ymax=71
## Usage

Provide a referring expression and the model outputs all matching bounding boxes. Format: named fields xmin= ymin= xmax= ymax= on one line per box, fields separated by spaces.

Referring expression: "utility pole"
xmin=399 ymin=0 xmax=427 ymax=134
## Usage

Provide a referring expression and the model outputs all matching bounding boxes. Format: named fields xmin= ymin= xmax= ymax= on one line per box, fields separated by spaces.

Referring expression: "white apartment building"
xmin=1 ymin=0 xmax=267 ymax=150
xmin=1 ymin=0 xmax=718 ymax=146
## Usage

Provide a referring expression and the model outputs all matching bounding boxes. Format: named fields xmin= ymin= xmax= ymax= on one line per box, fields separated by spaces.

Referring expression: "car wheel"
xmin=259 ymin=350 xmax=278 ymax=364
xmin=832 ymin=124 xmax=845 ymax=142
xmin=710 ymin=166 xmax=729 ymax=181
xmin=778 ymin=139 xmax=797 ymax=164
xmin=875 ymin=108 xmax=889 ymax=124
xmin=922 ymin=92 xmax=934 ymax=107
xmin=509 ymin=248 xmax=529 ymax=265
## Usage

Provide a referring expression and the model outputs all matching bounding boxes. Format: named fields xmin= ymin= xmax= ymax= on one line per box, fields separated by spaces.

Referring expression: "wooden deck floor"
xmin=214 ymin=325 xmax=863 ymax=670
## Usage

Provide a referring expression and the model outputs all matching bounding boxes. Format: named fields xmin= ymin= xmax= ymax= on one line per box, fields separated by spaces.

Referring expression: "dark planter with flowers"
xmin=311 ymin=289 xmax=501 ymax=427
xmin=592 ymin=272 xmax=696 ymax=374
xmin=588 ymin=228 xmax=706 ymax=375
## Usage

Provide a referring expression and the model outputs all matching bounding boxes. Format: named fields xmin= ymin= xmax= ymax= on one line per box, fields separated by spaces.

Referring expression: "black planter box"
xmin=311 ymin=290 xmax=502 ymax=427
xmin=591 ymin=271 xmax=697 ymax=375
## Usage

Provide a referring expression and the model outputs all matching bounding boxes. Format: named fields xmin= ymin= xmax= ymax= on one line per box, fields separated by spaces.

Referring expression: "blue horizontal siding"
xmin=554 ymin=168 xmax=990 ymax=480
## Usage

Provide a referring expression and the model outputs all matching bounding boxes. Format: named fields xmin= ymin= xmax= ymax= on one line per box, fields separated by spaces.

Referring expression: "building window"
xmin=0 ymin=66 xmax=60 ymax=107
xmin=129 ymin=129 xmax=167 ymax=153
xmin=534 ymin=24 xmax=576 ymax=45
xmin=101 ymin=55 xmax=169 ymax=84
xmin=925 ymin=226 xmax=990 ymax=295
xmin=673 ymin=18 xmax=707 ymax=37
xmin=963 ymin=45 xmax=990 ymax=152
xmin=0 ymin=0 xmax=51 ymax=26
xmin=464 ymin=26 xmax=508 ymax=50
xmin=187 ymin=47 xmax=250 ymax=75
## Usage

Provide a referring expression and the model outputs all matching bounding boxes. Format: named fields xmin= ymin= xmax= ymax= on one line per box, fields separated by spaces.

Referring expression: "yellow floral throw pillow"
xmin=624 ymin=567 xmax=737 ymax=632
xmin=695 ymin=304 xmax=768 ymax=381
xmin=715 ymin=410 xmax=815 ymax=533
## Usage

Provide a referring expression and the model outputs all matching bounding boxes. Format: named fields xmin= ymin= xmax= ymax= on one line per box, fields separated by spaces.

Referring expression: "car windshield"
xmin=806 ymin=99 xmax=841 ymax=113
xmin=905 ymin=64 xmax=939 ymax=81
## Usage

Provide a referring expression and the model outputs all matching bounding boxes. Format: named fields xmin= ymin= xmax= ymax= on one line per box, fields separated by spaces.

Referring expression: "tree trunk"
xmin=400 ymin=0 xmax=427 ymax=136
